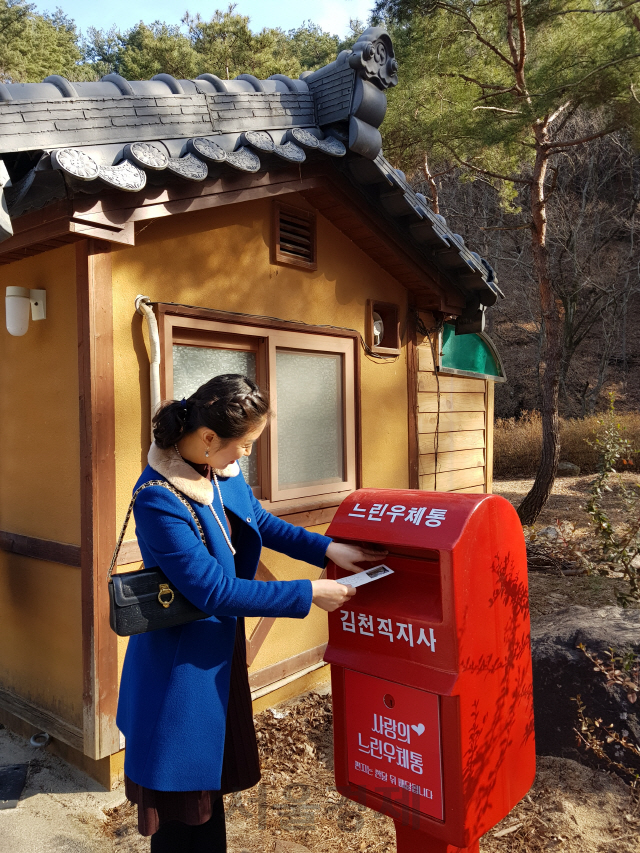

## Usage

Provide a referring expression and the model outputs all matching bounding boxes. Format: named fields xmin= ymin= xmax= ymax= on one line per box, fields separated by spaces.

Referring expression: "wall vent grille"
xmin=273 ymin=203 xmax=317 ymax=270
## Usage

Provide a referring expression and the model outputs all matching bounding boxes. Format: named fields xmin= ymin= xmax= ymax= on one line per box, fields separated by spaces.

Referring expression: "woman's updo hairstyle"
xmin=153 ymin=374 xmax=270 ymax=449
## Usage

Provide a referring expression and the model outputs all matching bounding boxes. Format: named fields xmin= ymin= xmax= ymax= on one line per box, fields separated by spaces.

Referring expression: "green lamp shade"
xmin=441 ymin=323 xmax=502 ymax=377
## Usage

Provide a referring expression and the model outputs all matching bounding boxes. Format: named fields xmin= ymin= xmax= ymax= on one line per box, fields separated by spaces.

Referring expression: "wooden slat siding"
xmin=414 ymin=328 xmax=490 ymax=494
xmin=417 ymin=392 xmax=486 ymax=413
xmin=407 ymin=309 xmax=420 ymax=489
xmin=0 ymin=686 xmax=84 ymax=752
xmin=249 ymin=644 xmax=327 ymax=692
xmin=420 ymin=466 xmax=486 ymax=492
xmin=77 ymin=240 xmax=120 ymax=760
xmin=451 ymin=485 xmax=485 ymax=494
xmin=418 ymin=373 xmax=485 ymax=394
xmin=485 ymin=380 xmax=495 ymax=494
xmin=419 ymin=448 xmax=485 ymax=476
xmin=0 ymin=530 xmax=81 ymax=567
xmin=419 ymin=430 xmax=486 ymax=455
xmin=418 ymin=410 xmax=486 ymax=433
xmin=417 ymin=344 xmax=435 ymax=372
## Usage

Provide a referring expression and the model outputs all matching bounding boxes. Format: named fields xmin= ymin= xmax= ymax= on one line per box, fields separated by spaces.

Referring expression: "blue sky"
xmin=48 ymin=0 xmax=375 ymax=37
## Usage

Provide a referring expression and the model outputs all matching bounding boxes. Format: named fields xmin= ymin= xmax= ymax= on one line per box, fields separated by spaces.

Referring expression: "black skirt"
xmin=125 ymin=619 xmax=261 ymax=836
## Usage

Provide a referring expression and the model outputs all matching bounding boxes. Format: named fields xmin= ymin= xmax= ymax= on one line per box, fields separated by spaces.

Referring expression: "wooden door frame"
xmin=77 ymin=240 xmax=120 ymax=760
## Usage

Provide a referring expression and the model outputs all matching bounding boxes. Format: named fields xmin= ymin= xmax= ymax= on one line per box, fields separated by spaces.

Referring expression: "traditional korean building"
xmin=0 ymin=28 xmax=505 ymax=787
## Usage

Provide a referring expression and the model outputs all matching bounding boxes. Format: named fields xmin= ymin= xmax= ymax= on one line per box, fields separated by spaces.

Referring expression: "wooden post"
xmin=484 ymin=380 xmax=494 ymax=494
xmin=406 ymin=308 xmax=420 ymax=490
xmin=77 ymin=240 xmax=120 ymax=760
xmin=395 ymin=822 xmax=480 ymax=852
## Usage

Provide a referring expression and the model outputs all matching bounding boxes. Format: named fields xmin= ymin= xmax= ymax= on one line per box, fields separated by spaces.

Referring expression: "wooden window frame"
xmin=271 ymin=202 xmax=317 ymax=271
xmin=170 ymin=326 xmax=268 ymax=499
xmin=158 ymin=305 xmax=360 ymax=512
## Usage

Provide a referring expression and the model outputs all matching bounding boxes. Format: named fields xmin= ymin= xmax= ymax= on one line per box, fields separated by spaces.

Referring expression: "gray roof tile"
xmin=0 ymin=26 xmax=501 ymax=313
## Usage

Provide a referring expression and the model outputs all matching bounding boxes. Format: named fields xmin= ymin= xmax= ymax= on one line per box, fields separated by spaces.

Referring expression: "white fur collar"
xmin=147 ymin=443 xmax=240 ymax=505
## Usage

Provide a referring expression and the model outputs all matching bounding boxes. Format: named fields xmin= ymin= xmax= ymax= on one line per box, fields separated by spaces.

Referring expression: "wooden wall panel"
xmin=417 ymin=345 xmax=435 ymax=372
xmin=419 ymin=448 xmax=485 ymax=476
xmin=419 ymin=430 xmax=486 ymax=455
xmin=485 ymin=380 xmax=495 ymax=494
xmin=418 ymin=373 xmax=485 ymax=394
xmin=418 ymin=410 xmax=486 ymax=433
xmin=417 ymin=392 xmax=486 ymax=413
xmin=414 ymin=334 xmax=493 ymax=496
xmin=420 ymin=466 xmax=486 ymax=492
xmin=406 ymin=310 xmax=419 ymax=490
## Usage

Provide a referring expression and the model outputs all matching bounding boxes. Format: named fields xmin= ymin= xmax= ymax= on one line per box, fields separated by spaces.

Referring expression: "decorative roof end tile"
xmin=348 ymin=28 xmax=398 ymax=91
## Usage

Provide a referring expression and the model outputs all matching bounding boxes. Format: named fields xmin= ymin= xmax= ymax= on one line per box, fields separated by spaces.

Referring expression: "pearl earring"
xmin=205 ymin=447 xmax=209 ymax=458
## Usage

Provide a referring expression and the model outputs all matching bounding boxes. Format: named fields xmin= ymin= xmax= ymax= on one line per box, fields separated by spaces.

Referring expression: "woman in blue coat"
xmin=117 ymin=373 xmax=382 ymax=851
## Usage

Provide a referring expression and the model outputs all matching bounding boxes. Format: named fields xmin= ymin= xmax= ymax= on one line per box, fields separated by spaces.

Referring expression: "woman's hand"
xmin=326 ymin=541 xmax=388 ymax=574
xmin=311 ymin=579 xmax=356 ymax=612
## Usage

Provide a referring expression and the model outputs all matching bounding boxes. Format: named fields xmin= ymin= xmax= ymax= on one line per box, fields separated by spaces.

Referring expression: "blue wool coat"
xmin=116 ymin=449 xmax=331 ymax=792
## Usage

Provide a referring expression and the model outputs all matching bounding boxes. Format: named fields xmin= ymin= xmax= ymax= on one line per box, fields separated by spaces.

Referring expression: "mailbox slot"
xmin=327 ymin=550 xmax=457 ymax=688
xmin=348 ymin=553 xmax=442 ymax=623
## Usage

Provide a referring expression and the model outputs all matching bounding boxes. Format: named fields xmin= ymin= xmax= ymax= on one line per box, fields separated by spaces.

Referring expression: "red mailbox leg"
xmin=394 ymin=822 xmax=480 ymax=852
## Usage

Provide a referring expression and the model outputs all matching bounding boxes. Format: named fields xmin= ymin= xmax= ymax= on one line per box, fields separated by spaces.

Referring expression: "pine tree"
xmin=375 ymin=0 xmax=640 ymax=523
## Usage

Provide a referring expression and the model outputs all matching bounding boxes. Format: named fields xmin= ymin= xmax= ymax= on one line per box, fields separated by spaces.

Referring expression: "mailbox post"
xmin=325 ymin=489 xmax=535 ymax=853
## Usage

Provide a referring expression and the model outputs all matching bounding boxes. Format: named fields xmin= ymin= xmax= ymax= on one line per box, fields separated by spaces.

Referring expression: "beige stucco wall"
xmin=0 ymin=557 xmax=83 ymax=726
xmin=0 ymin=244 xmax=82 ymax=722
xmin=111 ymin=194 xmax=410 ymax=680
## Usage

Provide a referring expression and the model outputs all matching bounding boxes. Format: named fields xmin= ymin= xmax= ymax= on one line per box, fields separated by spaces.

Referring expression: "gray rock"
xmin=557 ymin=461 xmax=580 ymax=476
xmin=531 ymin=606 xmax=640 ymax=775
xmin=538 ymin=525 xmax=559 ymax=541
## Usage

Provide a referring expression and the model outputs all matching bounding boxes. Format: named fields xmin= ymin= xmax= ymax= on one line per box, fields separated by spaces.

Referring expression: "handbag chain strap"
xmin=107 ymin=480 xmax=207 ymax=583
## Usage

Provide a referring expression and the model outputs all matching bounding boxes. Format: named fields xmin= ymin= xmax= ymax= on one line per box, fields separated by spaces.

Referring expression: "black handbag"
xmin=107 ymin=480 xmax=209 ymax=637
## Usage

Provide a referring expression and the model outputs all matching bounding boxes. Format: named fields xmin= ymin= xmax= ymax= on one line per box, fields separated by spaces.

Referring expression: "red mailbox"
xmin=325 ymin=489 xmax=535 ymax=853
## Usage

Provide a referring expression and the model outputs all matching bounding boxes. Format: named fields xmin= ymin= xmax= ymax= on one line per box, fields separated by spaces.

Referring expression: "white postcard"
xmin=337 ymin=564 xmax=395 ymax=588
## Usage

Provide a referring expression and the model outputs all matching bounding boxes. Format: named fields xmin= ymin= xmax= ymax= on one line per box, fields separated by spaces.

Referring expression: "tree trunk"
xmin=518 ymin=136 xmax=564 ymax=525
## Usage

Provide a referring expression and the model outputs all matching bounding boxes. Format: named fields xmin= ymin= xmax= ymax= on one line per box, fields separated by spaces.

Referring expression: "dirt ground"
xmin=497 ymin=473 xmax=640 ymax=616
xmin=103 ymin=694 xmax=639 ymax=853
xmin=97 ymin=475 xmax=640 ymax=852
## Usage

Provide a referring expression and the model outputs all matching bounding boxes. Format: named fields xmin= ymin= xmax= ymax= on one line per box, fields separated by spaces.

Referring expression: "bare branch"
xmin=472 ymin=105 xmax=522 ymax=113
xmin=423 ymin=153 xmax=440 ymax=214
xmin=439 ymin=72 xmax=510 ymax=91
xmin=546 ymin=126 xmax=621 ymax=149
xmin=479 ymin=223 xmax=532 ymax=230
xmin=547 ymin=1 xmax=640 ymax=16
xmin=534 ymin=53 xmax=640 ymax=98
xmin=515 ymin=0 xmax=527 ymax=76
xmin=434 ymin=2 xmax=516 ymax=70
xmin=547 ymin=100 xmax=572 ymax=127
xmin=475 ymin=85 xmax=521 ymax=102
xmin=506 ymin=0 xmax=520 ymax=70
xmin=444 ymin=147 xmax=532 ymax=184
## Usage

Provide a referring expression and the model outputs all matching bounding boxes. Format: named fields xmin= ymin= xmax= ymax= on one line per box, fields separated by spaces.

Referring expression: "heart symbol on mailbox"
xmin=411 ymin=724 xmax=425 ymax=736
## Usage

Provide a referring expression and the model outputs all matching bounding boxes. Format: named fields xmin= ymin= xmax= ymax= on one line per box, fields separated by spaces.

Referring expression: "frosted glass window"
xmin=276 ymin=350 xmax=344 ymax=489
xmin=172 ymin=345 xmax=258 ymax=485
